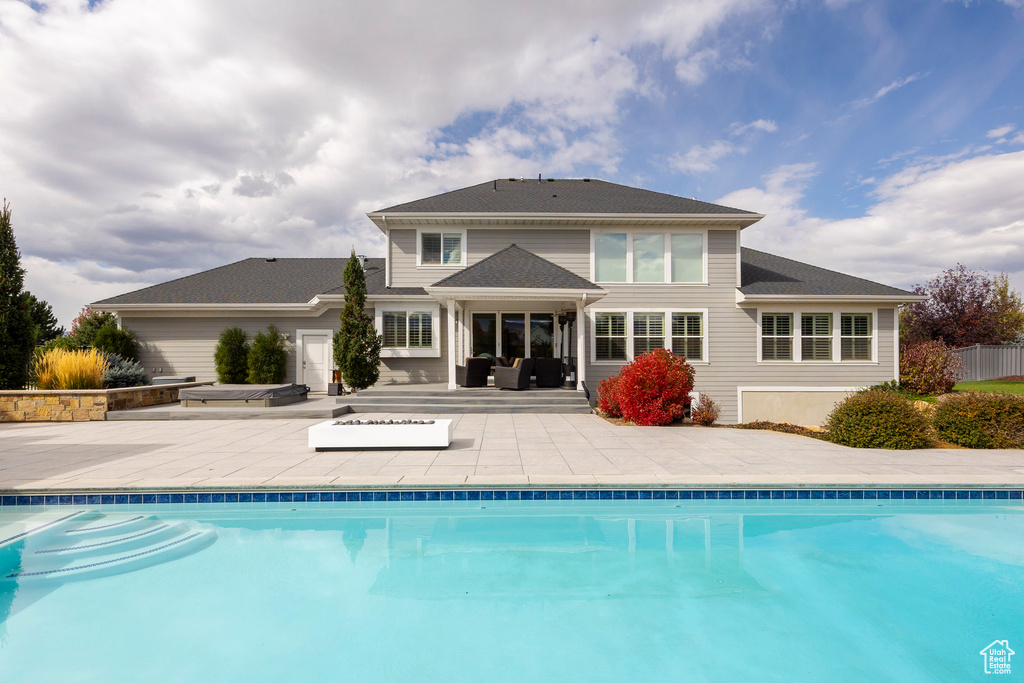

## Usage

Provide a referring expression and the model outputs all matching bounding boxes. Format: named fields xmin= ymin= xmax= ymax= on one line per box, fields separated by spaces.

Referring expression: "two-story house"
xmin=94 ymin=178 xmax=923 ymax=425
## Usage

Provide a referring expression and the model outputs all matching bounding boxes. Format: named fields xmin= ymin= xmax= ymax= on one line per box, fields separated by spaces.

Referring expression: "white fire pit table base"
xmin=308 ymin=418 xmax=453 ymax=451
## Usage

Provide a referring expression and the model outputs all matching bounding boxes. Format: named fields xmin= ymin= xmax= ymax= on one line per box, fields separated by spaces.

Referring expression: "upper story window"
xmin=593 ymin=231 xmax=705 ymax=284
xmin=418 ymin=230 xmax=465 ymax=266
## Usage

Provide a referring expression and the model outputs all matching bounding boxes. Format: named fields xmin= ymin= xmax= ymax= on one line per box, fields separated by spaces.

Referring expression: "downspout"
xmin=383 ymin=215 xmax=391 ymax=288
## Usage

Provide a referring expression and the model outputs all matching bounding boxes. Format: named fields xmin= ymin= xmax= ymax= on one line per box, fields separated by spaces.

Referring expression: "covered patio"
xmin=423 ymin=244 xmax=606 ymax=391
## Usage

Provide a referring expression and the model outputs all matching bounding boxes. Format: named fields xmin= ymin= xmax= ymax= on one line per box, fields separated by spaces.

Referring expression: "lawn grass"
xmin=953 ymin=380 xmax=1024 ymax=395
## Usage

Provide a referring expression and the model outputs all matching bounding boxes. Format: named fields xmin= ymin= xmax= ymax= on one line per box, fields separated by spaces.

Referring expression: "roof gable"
xmin=374 ymin=178 xmax=757 ymax=215
xmin=430 ymin=244 xmax=602 ymax=290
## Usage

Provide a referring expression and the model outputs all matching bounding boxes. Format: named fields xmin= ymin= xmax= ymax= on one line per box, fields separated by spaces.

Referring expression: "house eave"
xmin=736 ymin=292 xmax=927 ymax=305
xmin=423 ymin=285 xmax=608 ymax=303
xmin=368 ymin=211 xmax=764 ymax=232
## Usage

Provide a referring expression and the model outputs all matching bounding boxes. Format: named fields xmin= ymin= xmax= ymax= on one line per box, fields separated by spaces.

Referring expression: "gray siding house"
xmin=94 ymin=178 xmax=922 ymax=425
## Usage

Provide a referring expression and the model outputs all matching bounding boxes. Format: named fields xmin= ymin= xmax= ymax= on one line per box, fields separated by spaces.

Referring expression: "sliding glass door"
xmin=470 ymin=312 xmax=556 ymax=362
xmin=471 ymin=313 xmax=497 ymax=360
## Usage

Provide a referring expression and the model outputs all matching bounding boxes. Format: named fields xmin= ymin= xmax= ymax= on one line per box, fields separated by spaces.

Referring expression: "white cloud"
xmin=849 ymin=72 xmax=929 ymax=109
xmin=987 ymin=124 xmax=1016 ymax=138
xmin=730 ymin=119 xmax=778 ymax=136
xmin=718 ymin=150 xmax=1024 ymax=293
xmin=669 ymin=140 xmax=747 ymax=175
xmin=0 ymin=0 xmax=766 ymax=325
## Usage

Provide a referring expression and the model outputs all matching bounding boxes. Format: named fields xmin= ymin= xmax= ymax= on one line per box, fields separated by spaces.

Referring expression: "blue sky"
xmin=1 ymin=0 xmax=1023 ymax=325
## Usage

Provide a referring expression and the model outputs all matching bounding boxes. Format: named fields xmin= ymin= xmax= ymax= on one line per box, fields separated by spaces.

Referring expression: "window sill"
xmin=593 ymin=282 xmax=709 ymax=286
xmin=756 ymin=361 xmax=878 ymax=365
xmin=416 ymin=264 xmax=464 ymax=269
xmin=381 ymin=348 xmax=440 ymax=358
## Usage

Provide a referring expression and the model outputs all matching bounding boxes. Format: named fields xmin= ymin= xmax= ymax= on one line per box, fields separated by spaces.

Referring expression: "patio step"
xmin=339 ymin=387 xmax=592 ymax=414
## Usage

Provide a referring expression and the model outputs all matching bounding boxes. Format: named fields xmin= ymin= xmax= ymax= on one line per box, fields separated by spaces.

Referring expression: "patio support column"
xmin=447 ymin=299 xmax=457 ymax=391
xmin=576 ymin=297 xmax=586 ymax=391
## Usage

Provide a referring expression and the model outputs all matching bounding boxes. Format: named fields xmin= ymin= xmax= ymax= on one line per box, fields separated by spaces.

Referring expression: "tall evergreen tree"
xmin=0 ymin=200 xmax=34 ymax=389
xmin=333 ymin=252 xmax=382 ymax=391
xmin=21 ymin=292 xmax=65 ymax=345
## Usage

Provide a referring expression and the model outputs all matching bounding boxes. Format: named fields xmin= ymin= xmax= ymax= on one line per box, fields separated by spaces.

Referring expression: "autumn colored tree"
xmin=900 ymin=265 xmax=1024 ymax=348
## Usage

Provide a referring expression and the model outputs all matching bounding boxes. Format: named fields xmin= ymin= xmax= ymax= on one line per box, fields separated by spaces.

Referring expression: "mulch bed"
xmin=995 ymin=376 xmax=1024 ymax=382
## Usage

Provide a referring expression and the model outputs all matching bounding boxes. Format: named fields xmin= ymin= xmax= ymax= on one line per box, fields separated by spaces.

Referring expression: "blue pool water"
xmin=1 ymin=496 xmax=1022 ymax=681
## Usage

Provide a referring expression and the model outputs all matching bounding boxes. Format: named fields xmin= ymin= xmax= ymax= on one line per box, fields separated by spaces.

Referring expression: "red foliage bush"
xmin=596 ymin=375 xmax=622 ymax=417
xmin=615 ymin=349 xmax=695 ymax=426
xmin=900 ymin=341 xmax=963 ymax=395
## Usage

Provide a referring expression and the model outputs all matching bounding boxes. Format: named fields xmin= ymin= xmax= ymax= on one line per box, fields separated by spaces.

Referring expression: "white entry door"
xmin=299 ymin=331 xmax=331 ymax=392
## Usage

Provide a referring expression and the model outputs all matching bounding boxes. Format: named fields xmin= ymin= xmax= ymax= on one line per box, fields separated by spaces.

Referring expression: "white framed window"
xmin=591 ymin=309 xmax=708 ymax=364
xmin=841 ymin=313 xmax=872 ymax=361
xmin=375 ymin=303 xmax=441 ymax=358
xmin=594 ymin=312 xmax=627 ymax=361
xmin=591 ymin=230 xmax=706 ymax=284
xmin=671 ymin=313 xmax=703 ymax=361
xmin=801 ymin=313 xmax=832 ymax=361
xmin=417 ymin=229 xmax=466 ymax=267
xmin=633 ymin=313 xmax=665 ymax=355
xmin=756 ymin=308 xmax=879 ymax=363
xmin=761 ymin=313 xmax=793 ymax=361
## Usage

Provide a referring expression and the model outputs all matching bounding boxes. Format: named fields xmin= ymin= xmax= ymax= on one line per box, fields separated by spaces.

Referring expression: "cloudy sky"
xmin=2 ymin=0 xmax=1023 ymax=325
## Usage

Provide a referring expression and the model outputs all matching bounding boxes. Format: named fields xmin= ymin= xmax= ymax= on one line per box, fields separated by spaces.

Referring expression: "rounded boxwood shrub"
xmin=616 ymin=349 xmax=695 ymax=426
xmin=596 ymin=375 xmax=621 ymax=417
xmin=932 ymin=392 xmax=1024 ymax=448
xmin=215 ymin=326 xmax=250 ymax=384
xmin=247 ymin=324 xmax=287 ymax=384
xmin=93 ymin=324 xmax=139 ymax=363
xmin=825 ymin=388 xmax=932 ymax=449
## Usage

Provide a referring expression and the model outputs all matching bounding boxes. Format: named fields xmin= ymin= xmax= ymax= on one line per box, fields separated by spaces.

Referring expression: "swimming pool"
xmin=1 ymin=490 xmax=1022 ymax=681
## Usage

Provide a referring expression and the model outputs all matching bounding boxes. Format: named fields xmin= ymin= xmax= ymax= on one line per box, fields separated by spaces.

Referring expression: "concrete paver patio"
xmin=1 ymin=413 xmax=1023 ymax=491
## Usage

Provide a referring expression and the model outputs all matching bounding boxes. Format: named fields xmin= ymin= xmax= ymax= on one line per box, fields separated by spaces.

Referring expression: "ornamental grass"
xmin=33 ymin=348 xmax=108 ymax=390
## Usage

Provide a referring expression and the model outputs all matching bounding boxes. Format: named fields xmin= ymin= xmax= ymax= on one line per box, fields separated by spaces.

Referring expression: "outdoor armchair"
xmin=494 ymin=357 xmax=535 ymax=390
xmin=455 ymin=357 xmax=491 ymax=388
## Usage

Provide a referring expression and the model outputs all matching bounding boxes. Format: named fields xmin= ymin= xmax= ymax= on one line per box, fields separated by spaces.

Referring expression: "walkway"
xmin=1 ymin=413 xmax=1022 ymax=491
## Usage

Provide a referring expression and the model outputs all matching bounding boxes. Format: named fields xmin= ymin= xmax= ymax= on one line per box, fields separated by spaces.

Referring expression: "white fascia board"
xmin=92 ymin=302 xmax=316 ymax=313
xmin=365 ymin=294 xmax=434 ymax=301
xmin=736 ymin=292 xmax=927 ymax=305
xmin=368 ymin=211 xmax=764 ymax=229
xmin=424 ymin=286 xmax=607 ymax=301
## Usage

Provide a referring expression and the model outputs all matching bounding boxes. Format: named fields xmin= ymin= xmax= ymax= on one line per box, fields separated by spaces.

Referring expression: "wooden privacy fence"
xmin=952 ymin=344 xmax=1024 ymax=382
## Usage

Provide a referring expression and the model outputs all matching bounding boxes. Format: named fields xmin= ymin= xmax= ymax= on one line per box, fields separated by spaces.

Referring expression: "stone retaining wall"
xmin=0 ymin=383 xmax=210 ymax=422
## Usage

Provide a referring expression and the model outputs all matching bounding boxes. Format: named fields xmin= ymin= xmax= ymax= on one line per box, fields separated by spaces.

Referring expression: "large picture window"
xmin=593 ymin=310 xmax=706 ymax=363
xmin=420 ymin=231 xmax=464 ymax=266
xmin=592 ymin=231 xmax=704 ymax=283
xmin=758 ymin=309 xmax=876 ymax=362
xmin=382 ymin=311 xmax=433 ymax=349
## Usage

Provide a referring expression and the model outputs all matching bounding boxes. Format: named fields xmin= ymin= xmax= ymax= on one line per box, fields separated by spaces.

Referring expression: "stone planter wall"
xmin=0 ymin=382 xmax=211 ymax=422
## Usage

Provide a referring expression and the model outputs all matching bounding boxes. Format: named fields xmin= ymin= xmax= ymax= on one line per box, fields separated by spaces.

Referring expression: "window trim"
xmin=760 ymin=313 xmax=794 ymax=362
xmin=416 ymin=228 xmax=467 ymax=268
xmin=840 ymin=312 xmax=873 ymax=361
xmin=589 ymin=229 xmax=708 ymax=285
xmin=590 ymin=307 xmax=709 ymax=365
xmin=594 ymin=311 xmax=628 ymax=362
xmin=755 ymin=307 xmax=879 ymax=364
xmin=375 ymin=303 xmax=441 ymax=358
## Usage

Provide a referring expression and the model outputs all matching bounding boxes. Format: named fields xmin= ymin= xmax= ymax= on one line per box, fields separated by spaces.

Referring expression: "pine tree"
xmin=0 ymin=200 xmax=34 ymax=389
xmin=21 ymin=292 xmax=65 ymax=345
xmin=333 ymin=252 xmax=382 ymax=391
xmin=214 ymin=326 xmax=250 ymax=384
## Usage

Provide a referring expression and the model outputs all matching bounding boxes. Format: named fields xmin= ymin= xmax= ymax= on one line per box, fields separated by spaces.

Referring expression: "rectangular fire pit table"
xmin=308 ymin=418 xmax=453 ymax=451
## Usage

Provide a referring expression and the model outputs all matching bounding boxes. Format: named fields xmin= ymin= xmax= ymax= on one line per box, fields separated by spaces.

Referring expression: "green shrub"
xmin=247 ymin=324 xmax=287 ymax=384
xmin=932 ymin=392 xmax=1024 ymax=448
xmin=103 ymin=353 xmax=149 ymax=388
xmin=92 ymin=324 xmax=139 ymax=362
xmin=70 ymin=308 xmax=117 ymax=347
xmin=37 ymin=334 xmax=84 ymax=354
xmin=900 ymin=341 xmax=962 ymax=395
xmin=214 ymin=327 xmax=250 ymax=384
xmin=825 ymin=389 xmax=932 ymax=449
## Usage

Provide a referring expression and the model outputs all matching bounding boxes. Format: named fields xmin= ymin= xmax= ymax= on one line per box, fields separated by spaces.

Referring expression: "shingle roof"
xmin=374 ymin=178 xmax=757 ymax=215
xmin=740 ymin=248 xmax=916 ymax=297
xmin=93 ymin=257 xmax=425 ymax=306
xmin=430 ymin=244 xmax=603 ymax=290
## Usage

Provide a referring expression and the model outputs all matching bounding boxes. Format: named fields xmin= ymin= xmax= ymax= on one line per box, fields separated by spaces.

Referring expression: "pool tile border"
xmin=1 ymin=488 xmax=1023 ymax=507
